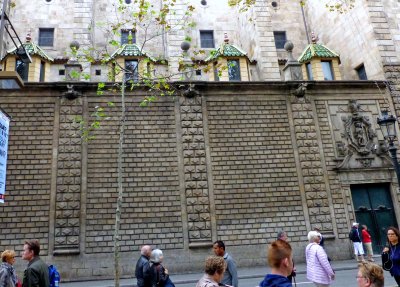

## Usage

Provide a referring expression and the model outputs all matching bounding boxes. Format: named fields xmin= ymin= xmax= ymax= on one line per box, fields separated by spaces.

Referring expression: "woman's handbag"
xmin=164 ymin=277 xmax=175 ymax=287
xmin=382 ymin=252 xmax=393 ymax=271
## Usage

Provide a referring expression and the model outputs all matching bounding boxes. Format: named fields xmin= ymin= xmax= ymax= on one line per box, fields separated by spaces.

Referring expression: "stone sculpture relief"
xmin=336 ymin=100 xmax=390 ymax=169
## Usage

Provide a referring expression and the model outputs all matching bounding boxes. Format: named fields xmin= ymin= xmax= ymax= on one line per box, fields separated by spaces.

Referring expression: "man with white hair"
xmin=135 ymin=245 xmax=152 ymax=287
xmin=349 ymin=222 xmax=365 ymax=262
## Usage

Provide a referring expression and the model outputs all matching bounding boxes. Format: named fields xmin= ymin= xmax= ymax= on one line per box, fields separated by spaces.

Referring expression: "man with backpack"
xmin=21 ymin=239 xmax=50 ymax=287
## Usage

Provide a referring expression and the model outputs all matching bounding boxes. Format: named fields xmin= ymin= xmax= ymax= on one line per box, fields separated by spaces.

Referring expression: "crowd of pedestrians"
xmin=134 ymin=225 xmax=400 ymax=287
xmin=1 ymin=225 xmax=399 ymax=287
xmin=135 ymin=226 xmax=400 ymax=287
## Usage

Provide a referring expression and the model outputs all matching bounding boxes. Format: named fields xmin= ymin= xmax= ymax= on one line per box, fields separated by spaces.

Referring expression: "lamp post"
xmin=377 ymin=110 xmax=400 ymax=188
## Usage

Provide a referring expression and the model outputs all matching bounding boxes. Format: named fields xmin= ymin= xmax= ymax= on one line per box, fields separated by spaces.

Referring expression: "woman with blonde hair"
xmin=305 ymin=231 xmax=335 ymax=287
xmin=0 ymin=250 xmax=17 ymax=287
xmin=196 ymin=256 xmax=226 ymax=287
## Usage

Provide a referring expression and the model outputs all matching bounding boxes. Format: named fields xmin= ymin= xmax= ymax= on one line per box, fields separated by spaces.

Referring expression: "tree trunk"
xmin=114 ymin=79 xmax=126 ymax=287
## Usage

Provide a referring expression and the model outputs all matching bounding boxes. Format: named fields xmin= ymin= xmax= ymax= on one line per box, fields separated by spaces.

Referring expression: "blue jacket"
xmin=259 ymin=274 xmax=292 ymax=287
xmin=389 ymin=243 xmax=400 ymax=277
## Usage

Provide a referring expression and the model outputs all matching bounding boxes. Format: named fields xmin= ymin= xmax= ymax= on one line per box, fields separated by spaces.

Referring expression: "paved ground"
xmin=62 ymin=259 xmax=388 ymax=287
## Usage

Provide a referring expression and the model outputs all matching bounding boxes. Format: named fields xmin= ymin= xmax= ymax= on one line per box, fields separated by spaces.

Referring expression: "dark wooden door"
xmin=351 ymin=183 xmax=398 ymax=254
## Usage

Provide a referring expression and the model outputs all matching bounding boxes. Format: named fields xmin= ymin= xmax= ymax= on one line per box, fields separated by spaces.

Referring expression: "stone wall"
xmin=0 ymin=81 xmax=399 ymax=281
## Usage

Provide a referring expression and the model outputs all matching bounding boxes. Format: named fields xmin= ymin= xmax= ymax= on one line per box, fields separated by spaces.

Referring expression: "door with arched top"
xmin=351 ymin=183 xmax=398 ymax=254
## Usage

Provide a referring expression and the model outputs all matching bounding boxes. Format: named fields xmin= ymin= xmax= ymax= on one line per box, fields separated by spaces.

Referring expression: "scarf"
xmin=0 ymin=262 xmax=17 ymax=285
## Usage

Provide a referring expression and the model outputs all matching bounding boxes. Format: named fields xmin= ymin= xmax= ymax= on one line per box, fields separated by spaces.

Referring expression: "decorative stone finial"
xmin=26 ymin=31 xmax=32 ymax=43
xmin=282 ymin=39 xmax=303 ymax=81
xmin=224 ymin=33 xmax=229 ymax=43
xmin=181 ymin=41 xmax=190 ymax=52
xmin=284 ymin=41 xmax=294 ymax=53
xmin=70 ymin=40 xmax=80 ymax=51
xmin=284 ymin=41 xmax=295 ymax=62
xmin=311 ymin=32 xmax=318 ymax=44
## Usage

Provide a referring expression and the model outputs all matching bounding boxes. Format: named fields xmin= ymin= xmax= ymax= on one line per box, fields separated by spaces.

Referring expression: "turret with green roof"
xmin=205 ymin=33 xmax=252 ymax=81
xmin=1 ymin=32 xmax=53 ymax=82
xmin=298 ymin=33 xmax=341 ymax=81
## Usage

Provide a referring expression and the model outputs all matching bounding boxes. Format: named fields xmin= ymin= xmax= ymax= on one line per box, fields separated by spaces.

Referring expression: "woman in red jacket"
xmin=362 ymin=225 xmax=374 ymax=262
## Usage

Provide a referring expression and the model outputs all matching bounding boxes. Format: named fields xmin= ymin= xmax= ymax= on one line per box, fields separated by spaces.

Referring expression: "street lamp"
xmin=377 ymin=110 xmax=400 ymax=188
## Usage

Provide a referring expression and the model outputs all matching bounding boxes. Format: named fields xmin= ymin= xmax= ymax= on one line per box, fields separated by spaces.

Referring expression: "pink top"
xmin=362 ymin=229 xmax=372 ymax=243
xmin=305 ymin=242 xmax=334 ymax=285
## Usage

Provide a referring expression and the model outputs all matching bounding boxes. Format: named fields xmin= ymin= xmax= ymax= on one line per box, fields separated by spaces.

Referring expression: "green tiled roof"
xmin=109 ymin=43 xmax=156 ymax=61
xmin=298 ymin=43 xmax=339 ymax=63
xmin=7 ymin=42 xmax=54 ymax=62
xmin=205 ymin=43 xmax=247 ymax=62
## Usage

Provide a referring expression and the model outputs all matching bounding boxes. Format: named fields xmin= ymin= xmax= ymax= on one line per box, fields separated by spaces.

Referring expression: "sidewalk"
xmin=61 ymin=259 xmax=359 ymax=287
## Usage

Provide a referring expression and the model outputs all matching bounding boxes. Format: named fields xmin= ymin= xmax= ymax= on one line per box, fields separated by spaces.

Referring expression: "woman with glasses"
xmin=0 ymin=250 xmax=18 ymax=287
xmin=356 ymin=261 xmax=384 ymax=287
xmin=382 ymin=226 xmax=400 ymax=285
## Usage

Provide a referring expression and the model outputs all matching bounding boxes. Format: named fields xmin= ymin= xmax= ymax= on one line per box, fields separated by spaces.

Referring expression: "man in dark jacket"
xmin=22 ymin=239 xmax=50 ymax=287
xmin=135 ymin=245 xmax=152 ymax=287
xmin=350 ymin=222 xmax=365 ymax=262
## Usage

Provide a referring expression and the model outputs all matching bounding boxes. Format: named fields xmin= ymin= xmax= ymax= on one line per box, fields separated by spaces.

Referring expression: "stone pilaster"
xmin=178 ymin=95 xmax=212 ymax=246
xmin=53 ymin=97 xmax=82 ymax=255
xmin=73 ymin=0 xmax=93 ymax=47
xmin=291 ymin=95 xmax=333 ymax=232
xmin=166 ymin=0 xmax=188 ymax=80
xmin=366 ymin=0 xmax=398 ymax=64
xmin=383 ymin=63 xmax=400 ymax=117
xmin=250 ymin=0 xmax=281 ymax=80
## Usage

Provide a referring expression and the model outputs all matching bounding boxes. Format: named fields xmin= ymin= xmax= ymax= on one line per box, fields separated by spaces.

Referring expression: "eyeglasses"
xmin=356 ymin=276 xmax=365 ymax=279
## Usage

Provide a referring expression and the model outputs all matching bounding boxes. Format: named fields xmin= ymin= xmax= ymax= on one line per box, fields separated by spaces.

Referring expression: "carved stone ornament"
xmin=341 ymin=100 xmax=375 ymax=155
xmin=291 ymin=82 xmax=308 ymax=98
xmin=62 ymin=85 xmax=82 ymax=100
xmin=336 ymin=100 xmax=391 ymax=169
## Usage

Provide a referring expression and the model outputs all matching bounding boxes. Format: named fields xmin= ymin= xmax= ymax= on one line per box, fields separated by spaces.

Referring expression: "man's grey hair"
xmin=277 ymin=231 xmax=286 ymax=240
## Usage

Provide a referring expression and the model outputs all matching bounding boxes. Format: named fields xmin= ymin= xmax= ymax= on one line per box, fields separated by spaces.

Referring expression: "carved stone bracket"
xmin=62 ymin=85 xmax=82 ymax=100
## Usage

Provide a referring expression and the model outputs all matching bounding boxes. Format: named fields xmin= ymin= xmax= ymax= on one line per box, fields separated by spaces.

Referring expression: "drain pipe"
xmin=300 ymin=2 xmax=311 ymax=44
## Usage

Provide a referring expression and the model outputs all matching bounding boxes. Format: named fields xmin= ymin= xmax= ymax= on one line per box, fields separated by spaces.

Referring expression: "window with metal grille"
xmin=213 ymin=62 xmax=219 ymax=81
xmin=39 ymin=61 xmax=45 ymax=82
xmin=39 ymin=28 xmax=54 ymax=46
xmin=16 ymin=60 xmax=29 ymax=81
xmin=228 ymin=59 xmax=241 ymax=81
xmin=356 ymin=64 xmax=367 ymax=80
xmin=200 ymin=31 xmax=214 ymax=48
xmin=306 ymin=62 xmax=313 ymax=80
xmin=321 ymin=61 xmax=334 ymax=80
xmin=273 ymin=31 xmax=287 ymax=49
xmin=121 ymin=29 xmax=136 ymax=45
xmin=125 ymin=60 xmax=139 ymax=82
